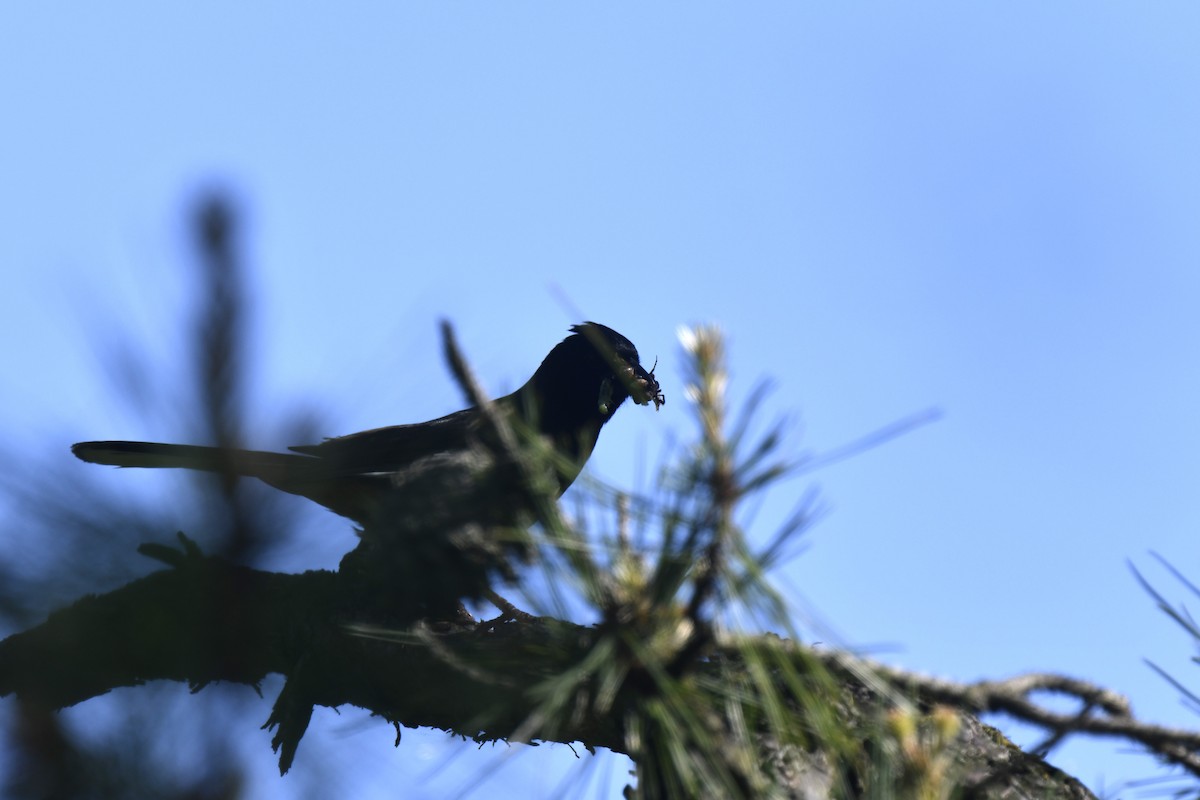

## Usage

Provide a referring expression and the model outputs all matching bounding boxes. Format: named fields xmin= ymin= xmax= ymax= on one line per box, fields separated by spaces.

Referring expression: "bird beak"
xmin=628 ymin=362 xmax=666 ymax=410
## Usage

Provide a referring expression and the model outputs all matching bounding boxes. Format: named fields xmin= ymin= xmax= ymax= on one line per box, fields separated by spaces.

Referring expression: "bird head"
xmin=523 ymin=322 xmax=664 ymax=433
xmin=569 ymin=322 xmax=665 ymax=416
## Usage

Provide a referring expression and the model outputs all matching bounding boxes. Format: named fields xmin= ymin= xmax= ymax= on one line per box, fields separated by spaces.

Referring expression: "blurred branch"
xmin=194 ymin=194 xmax=245 ymax=457
xmin=0 ymin=190 xmax=291 ymax=799
xmin=796 ymin=408 xmax=943 ymax=476
xmin=190 ymin=193 xmax=268 ymax=563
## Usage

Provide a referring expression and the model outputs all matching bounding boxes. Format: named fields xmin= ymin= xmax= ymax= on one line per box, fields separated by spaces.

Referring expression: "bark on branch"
xmin=0 ymin=538 xmax=1109 ymax=798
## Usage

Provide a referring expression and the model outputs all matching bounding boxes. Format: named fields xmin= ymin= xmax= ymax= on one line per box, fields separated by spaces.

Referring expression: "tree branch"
xmin=0 ymin=541 xmax=1119 ymax=797
xmin=818 ymin=649 xmax=1200 ymax=779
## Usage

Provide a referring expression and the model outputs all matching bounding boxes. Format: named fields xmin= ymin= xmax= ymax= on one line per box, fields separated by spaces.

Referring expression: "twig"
xmin=817 ymin=650 xmax=1200 ymax=777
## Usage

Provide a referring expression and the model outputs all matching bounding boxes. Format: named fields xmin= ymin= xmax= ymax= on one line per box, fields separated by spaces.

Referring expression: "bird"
xmin=72 ymin=322 xmax=665 ymax=533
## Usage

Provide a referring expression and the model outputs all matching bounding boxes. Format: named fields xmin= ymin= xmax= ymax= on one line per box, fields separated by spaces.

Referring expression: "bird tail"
xmin=71 ymin=441 xmax=303 ymax=481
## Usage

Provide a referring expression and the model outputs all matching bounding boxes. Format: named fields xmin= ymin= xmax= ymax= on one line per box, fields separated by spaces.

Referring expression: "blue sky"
xmin=4 ymin=3 xmax=1200 ymax=797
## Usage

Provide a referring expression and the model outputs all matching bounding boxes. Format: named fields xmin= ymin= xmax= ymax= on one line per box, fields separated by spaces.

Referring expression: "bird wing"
xmin=287 ymin=407 xmax=482 ymax=475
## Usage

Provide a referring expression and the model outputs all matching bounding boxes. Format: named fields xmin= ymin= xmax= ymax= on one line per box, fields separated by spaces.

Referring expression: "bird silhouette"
xmin=73 ymin=322 xmax=664 ymax=533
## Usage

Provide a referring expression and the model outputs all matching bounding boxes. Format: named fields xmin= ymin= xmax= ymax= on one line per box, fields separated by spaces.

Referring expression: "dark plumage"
xmin=72 ymin=322 xmax=664 ymax=529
